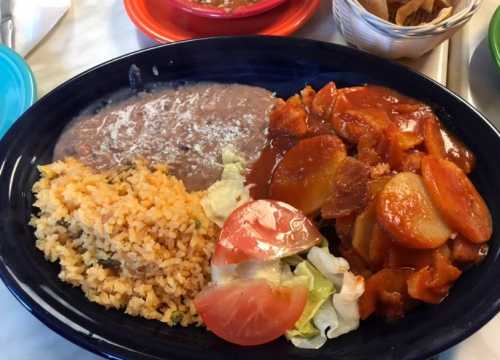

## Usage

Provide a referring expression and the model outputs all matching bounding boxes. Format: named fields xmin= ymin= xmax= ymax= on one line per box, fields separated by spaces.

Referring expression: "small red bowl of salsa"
xmin=166 ymin=0 xmax=288 ymax=19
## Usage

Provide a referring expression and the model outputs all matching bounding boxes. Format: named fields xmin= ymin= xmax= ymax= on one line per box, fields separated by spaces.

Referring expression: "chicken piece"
xmin=357 ymin=131 xmax=385 ymax=166
xmin=450 ymin=236 xmax=489 ymax=265
xmin=311 ymin=82 xmax=337 ymax=118
xmin=407 ymin=249 xmax=461 ymax=304
xmin=269 ymin=100 xmax=308 ymax=137
xmin=321 ymin=157 xmax=370 ymax=219
xmin=331 ymin=107 xmax=392 ymax=145
xmin=269 ymin=134 xmax=346 ymax=215
xmin=359 ymin=268 xmax=414 ymax=320
xmin=400 ymin=150 xmax=425 ymax=173
xmin=286 ymin=94 xmax=303 ymax=106
xmin=300 ymin=85 xmax=316 ymax=111
xmin=377 ymin=172 xmax=452 ymax=249
xmin=385 ymin=245 xmax=435 ymax=270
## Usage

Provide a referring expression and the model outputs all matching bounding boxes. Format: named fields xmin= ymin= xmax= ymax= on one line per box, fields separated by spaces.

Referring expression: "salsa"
xmin=246 ymin=82 xmax=491 ymax=320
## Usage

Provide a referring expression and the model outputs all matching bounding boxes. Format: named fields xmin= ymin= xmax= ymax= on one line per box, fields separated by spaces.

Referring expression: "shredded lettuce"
xmin=307 ymin=246 xmax=350 ymax=288
xmin=328 ymin=272 xmax=364 ymax=338
xmin=287 ymin=246 xmax=365 ymax=349
xmin=286 ymin=261 xmax=334 ymax=338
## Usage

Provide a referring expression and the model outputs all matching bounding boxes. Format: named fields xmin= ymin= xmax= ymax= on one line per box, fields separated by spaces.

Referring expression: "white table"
xmin=1 ymin=0 xmax=499 ymax=359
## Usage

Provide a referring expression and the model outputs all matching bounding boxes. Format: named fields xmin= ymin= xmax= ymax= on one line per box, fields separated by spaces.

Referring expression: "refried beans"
xmin=53 ymin=83 xmax=276 ymax=191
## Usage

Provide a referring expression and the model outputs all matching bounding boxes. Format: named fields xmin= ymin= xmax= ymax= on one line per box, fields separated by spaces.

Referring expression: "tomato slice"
xmin=212 ymin=200 xmax=322 ymax=266
xmin=421 ymin=156 xmax=492 ymax=243
xmin=194 ymin=280 xmax=308 ymax=346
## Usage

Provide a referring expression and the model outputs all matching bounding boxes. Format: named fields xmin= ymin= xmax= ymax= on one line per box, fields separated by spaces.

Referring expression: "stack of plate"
xmin=0 ymin=45 xmax=36 ymax=139
xmin=123 ymin=0 xmax=320 ymax=42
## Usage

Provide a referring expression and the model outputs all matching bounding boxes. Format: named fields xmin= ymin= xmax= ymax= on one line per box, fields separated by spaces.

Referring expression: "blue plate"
xmin=0 ymin=45 xmax=37 ymax=138
xmin=0 ymin=37 xmax=499 ymax=360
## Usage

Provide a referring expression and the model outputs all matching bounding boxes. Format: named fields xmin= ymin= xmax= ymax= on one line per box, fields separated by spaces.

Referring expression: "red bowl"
xmin=166 ymin=0 xmax=288 ymax=19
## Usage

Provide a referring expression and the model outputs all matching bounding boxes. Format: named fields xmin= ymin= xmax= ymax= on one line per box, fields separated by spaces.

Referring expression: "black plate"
xmin=0 ymin=36 xmax=499 ymax=360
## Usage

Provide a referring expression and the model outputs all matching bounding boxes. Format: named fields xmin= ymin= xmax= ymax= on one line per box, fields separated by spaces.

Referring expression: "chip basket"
xmin=332 ymin=0 xmax=482 ymax=59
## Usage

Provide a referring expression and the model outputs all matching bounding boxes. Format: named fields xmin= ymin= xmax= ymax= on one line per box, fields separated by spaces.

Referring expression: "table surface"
xmin=2 ymin=0 xmax=499 ymax=359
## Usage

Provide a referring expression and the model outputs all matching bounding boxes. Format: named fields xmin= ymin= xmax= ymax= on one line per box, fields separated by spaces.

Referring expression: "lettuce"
xmin=287 ymin=246 xmax=365 ymax=349
xmin=307 ymin=246 xmax=350 ymax=288
xmin=286 ymin=261 xmax=334 ymax=338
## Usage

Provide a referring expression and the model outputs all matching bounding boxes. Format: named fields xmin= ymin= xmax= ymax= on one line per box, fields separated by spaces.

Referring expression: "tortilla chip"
xmin=395 ymin=0 xmax=425 ymax=25
xmin=437 ymin=0 xmax=452 ymax=6
xmin=359 ymin=0 xmax=390 ymax=20
xmin=422 ymin=0 xmax=434 ymax=12
xmin=429 ymin=6 xmax=453 ymax=24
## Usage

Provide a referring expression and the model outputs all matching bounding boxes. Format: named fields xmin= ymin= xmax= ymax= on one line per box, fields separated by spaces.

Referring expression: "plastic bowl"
xmin=166 ymin=0 xmax=287 ymax=19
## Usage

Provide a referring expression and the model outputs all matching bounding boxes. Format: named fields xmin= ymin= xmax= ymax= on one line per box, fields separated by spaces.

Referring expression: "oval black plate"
xmin=0 ymin=36 xmax=499 ymax=360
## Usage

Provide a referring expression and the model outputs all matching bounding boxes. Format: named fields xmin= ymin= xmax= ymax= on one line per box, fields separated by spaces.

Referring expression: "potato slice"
xmin=421 ymin=156 xmax=492 ymax=243
xmin=269 ymin=135 xmax=346 ymax=215
xmin=377 ymin=172 xmax=452 ymax=249
xmin=352 ymin=202 xmax=377 ymax=262
xmin=369 ymin=223 xmax=393 ymax=270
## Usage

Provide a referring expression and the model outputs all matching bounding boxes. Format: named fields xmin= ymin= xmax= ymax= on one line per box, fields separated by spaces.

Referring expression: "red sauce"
xmin=246 ymin=83 xmax=486 ymax=322
xmin=247 ymin=136 xmax=296 ymax=199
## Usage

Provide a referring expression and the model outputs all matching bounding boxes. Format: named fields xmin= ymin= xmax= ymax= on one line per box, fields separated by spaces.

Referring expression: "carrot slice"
xmin=377 ymin=172 xmax=452 ymax=249
xmin=421 ymin=156 xmax=492 ymax=243
xmin=422 ymin=115 xmax=476 ymax=173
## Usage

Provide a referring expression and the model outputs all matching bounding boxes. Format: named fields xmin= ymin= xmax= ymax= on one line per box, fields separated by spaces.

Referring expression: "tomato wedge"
xmin=194 ymin=280 xmax=308 ymax=346
xmin=212 ymin=200 xmax=322 ymax=266
xmin=421 ymin=156 xmax=492 ymax=243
